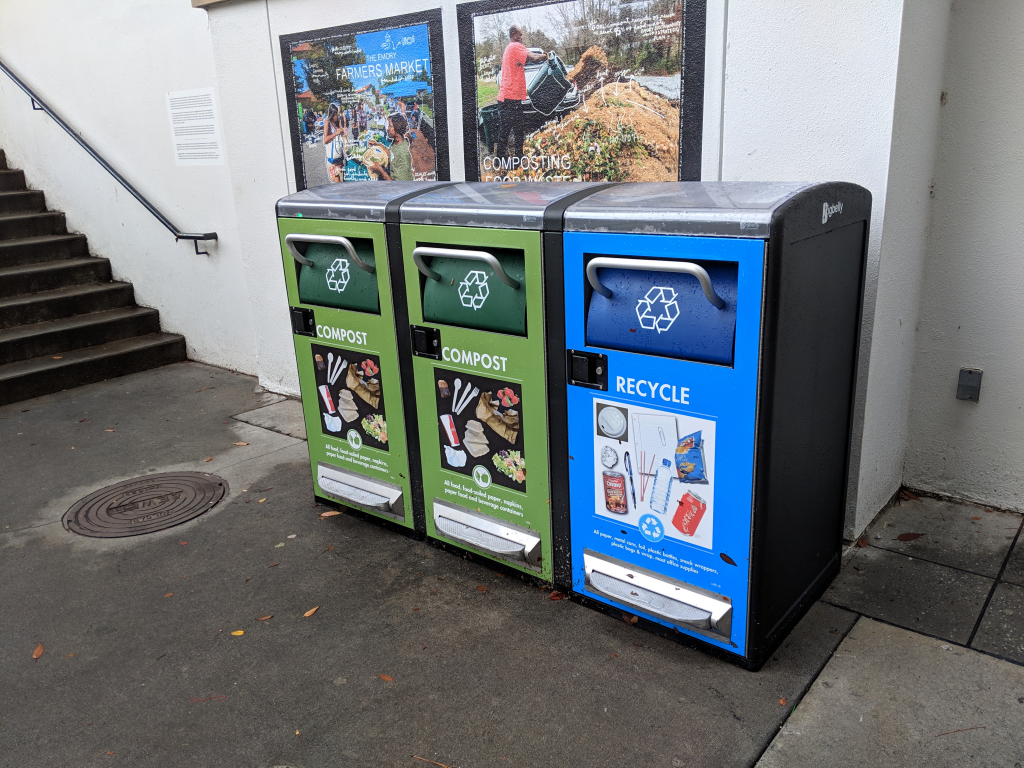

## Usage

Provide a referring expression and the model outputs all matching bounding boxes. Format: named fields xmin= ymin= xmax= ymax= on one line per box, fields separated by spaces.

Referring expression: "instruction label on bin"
xmin=591 ymin=398 xmax=716 ymax=551
xmin=433 ymin=366 xmax=525 ymax=493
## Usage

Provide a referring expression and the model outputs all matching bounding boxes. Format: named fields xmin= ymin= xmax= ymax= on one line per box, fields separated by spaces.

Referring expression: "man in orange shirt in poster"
xmin=496 ymin=25 xmax=548 ymax=161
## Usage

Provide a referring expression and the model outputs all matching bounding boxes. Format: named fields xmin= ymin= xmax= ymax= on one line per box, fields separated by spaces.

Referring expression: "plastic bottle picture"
xmin=649 ymin=458 xmax=674 ymax=515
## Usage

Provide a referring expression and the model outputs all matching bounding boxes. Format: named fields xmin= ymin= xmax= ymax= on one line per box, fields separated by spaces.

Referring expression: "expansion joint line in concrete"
xmin=966 ymin=515 xmax=1024 ymax=647
xmin=749 ymin=610 xmax=859 ymax=766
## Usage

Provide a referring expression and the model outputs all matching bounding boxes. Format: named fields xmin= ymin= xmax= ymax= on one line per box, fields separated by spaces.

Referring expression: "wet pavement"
xmin=2 ymin=362 xmax=1022 ymax=767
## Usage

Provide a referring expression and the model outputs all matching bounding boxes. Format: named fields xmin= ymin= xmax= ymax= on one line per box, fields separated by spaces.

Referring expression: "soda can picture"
xmin=672 ymin=491 xmax=707 ymax=536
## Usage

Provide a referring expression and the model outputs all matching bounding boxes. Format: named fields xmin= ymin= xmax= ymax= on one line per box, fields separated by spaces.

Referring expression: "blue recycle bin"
xmin=555 ymin=182 xmax=871 ymax=669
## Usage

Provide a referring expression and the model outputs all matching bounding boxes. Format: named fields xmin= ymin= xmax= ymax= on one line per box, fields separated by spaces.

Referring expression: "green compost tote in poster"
xmin=461 ymin=0 xmax=706 ymax=183
xmin=282 ymin=13 xmax=449 ymax=189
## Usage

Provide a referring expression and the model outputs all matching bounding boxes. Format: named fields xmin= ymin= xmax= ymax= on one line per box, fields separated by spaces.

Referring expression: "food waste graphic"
xmin=311 ymin=344 xmax=388 ymax=451
xmin=435 ymin=368 xmax=525 ymax=492
xmin=592 ymin=399 xmax=716 ymax=550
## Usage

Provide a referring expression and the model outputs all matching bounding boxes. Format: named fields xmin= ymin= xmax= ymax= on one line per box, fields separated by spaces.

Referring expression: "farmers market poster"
xmin=457 ymin=0 xmax=706 ymax=182
xmin=279 ymin=11 xmax=450 ymax=190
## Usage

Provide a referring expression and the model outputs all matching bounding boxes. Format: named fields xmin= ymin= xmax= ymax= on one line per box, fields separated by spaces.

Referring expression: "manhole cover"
xmin=63 ymin=472 xmax=228 ymax=538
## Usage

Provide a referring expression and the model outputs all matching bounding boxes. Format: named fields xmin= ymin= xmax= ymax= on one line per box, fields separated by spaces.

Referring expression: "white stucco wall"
xmin=904 ymin=0 xmax=1024 ymax=512
xmin=0 ymin=0 xmax=257 ymax=374
xmin=719 ymin=0 xmax=951 ymax=535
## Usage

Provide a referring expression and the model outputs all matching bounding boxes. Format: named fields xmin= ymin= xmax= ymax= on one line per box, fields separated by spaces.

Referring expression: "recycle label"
xmin=325 ymin=258 xmax=350 ymax=293
xmin=458 ymin=270 xmax=490 ymax=310
xmin=635 ymin=286 xmax=679 ymax=334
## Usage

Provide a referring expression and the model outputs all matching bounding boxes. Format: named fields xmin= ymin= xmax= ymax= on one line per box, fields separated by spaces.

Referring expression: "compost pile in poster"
xmin=286 ymin=22 xmax=440 ymax=187
xmin=471 ymin=0 xmax=686 ymax=182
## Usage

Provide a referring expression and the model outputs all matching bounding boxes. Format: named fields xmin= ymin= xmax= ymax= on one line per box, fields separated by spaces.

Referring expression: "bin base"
xmin=568 ymin=552 xmax=841 ymax=671
xmin=314 ymin=494 xmax=426 ymax=541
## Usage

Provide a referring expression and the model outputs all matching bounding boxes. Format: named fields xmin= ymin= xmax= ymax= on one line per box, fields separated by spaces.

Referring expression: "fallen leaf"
xmin=897 ymin=532 xmax=925 ymax=542
xmin=303 ymin=606 xmax=319 ymax=617
xmin=413 ymin=608 xmax=420 ymax=612
xmin=260 ymin=499 xmax=268 ymax=504
xmin=104 ymin=429 xmax=114 ymax=433
xmin=899 ymin=489 xmax=920 ymax=501
xmin=107 ymin=752 xmax=114 ymax=755
xmin=67 ymin=653 xmax=74 ymax=658
xmin=164 ymin=592 xmax=174 ymax=598
xmin=231 ymin=630 xmax=244 ymax=636
xmin=287 ymin=534 xmax=296 ymax=539
xmin=856 ymin=537 xmax=869 ymax=548
xmin=720 ymin=552 xmax=738 ymax=565
xmin=204 ymin=457 xmax=212 ymax=462
xmin=320 ymin=510 xmax=342 ymax=518
xmin=779 ymin=698 xmax=787 ymax=706
xmin=245 ymin=577 xmax=252 ymax=582
xmin=32 ymin=643 xmax=44 ymax=659
xmin=52 ymin=356 xmax=63 ymax=359
xmin=378 ymin=673 xmax=393 ymax=682
xmin=622 ymin=612 xmax=639 ymax=625
xmin=549 ymin=590 xmax=564 ymax=600
xmin=274 ymin=542 xmax=284 ymax=547
xmin=232 ymin=442 xmax=249 ymax=446
xmin=180 ymin=541 xmax=188 ymax=546
xmin=970 ymin=516 xmax=982 ymax=521
xmin=257 ymin=615 xmax=273 ymax=621
xmin=476 ymin=585 xmax=488 ymax=593
xmin=612 ymin=653 xmax=618 ymax=657
xmin=269 ymin=563 xmax=278 ymax=567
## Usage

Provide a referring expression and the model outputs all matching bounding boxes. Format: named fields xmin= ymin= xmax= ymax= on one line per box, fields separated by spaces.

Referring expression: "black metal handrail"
xmin=0 ymin=57 xmax=217 ymax=255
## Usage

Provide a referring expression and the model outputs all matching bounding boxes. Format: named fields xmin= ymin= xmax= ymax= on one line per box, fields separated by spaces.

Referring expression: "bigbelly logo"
xmin=822 ymin=201 xmax=843 ymax=224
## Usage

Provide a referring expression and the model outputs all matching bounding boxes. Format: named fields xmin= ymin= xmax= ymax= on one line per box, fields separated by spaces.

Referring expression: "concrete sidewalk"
xmin=2 ymin=361 xmax=1022 ymax=767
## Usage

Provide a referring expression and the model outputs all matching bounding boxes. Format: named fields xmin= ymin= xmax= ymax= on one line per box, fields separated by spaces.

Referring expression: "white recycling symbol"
xmin=458 ymin=270 xmax=490 ymax=310
xmin=635 ymin=286 xmax=680 ymax=334
xmin=325 ymin=258 xmax=350 ymax=293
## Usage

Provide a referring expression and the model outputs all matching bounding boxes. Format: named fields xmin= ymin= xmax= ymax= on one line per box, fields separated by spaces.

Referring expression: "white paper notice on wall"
xmin=165 ymin=87 xmax=224 ymax=166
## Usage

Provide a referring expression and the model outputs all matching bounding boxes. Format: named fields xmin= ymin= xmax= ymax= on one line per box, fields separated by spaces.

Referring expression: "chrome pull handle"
xmin=586 ymin=257 xmax=726 ymax=310
xmin=284 ymin=234 xmax=374 ymax=274
xmin=412 ymin=246 xmax=520 ymax=290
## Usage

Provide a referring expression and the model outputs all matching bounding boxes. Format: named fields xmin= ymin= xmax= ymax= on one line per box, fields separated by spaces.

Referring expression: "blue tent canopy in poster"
xmin=380 ymin=81 xmax=428 ymax=98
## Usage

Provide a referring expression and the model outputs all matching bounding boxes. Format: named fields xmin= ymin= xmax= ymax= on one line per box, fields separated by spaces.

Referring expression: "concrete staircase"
xmin=0 ymin=150 xmax=186 ymax=406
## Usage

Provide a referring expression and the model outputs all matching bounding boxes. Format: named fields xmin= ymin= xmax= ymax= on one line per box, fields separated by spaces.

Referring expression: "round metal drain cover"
xmin=63 ymin=472 xmax=228 ymax=538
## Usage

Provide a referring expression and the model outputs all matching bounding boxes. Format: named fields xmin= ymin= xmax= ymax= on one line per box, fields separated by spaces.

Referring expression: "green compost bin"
xmin=275 ymin=182 xmax=443 ymax=531
xmin=398 ymin=181 xmax=605 ymax=583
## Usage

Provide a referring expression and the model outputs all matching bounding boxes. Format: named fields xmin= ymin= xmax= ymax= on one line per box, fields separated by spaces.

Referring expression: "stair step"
xmin=0 ymin=333 xmax=187 ymax=407
xmin=0 ymin=211 xmax=66 ymax=240
xmin=0 ymin=257 xmax=111 ymax=298
xmin=0 ymin=306 xmax=161 ymax=365
xmin=0 ymin=169 xmax=26 ymax=191
xmin=0 ymin=281 xmax=134 ymax=329
xmin=0 ymin=234 xmax=89 ymax=268
xmin=0 ymin=190 xmax=45 ymax=214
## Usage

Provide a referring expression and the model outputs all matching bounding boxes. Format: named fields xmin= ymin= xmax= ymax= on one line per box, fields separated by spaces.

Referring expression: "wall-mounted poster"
xmin=457 ymin=0 xmax=706 ymax=183
xmin=280 ymin=11 xmax=450 ymax=190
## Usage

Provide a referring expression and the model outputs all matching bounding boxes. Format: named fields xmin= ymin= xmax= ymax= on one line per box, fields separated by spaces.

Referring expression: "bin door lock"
xmin=412 ymin=325 xmax=442 ymax=359
xmin=567 ymin=349 xmax=608 ymax=390
xmin=291 ymin=307 xmax=316 ymax=337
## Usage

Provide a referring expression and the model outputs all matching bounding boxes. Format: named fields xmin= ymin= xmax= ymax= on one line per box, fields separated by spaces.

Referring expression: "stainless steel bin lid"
xmin=563 ymin=181 xmax=813 ymax=238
